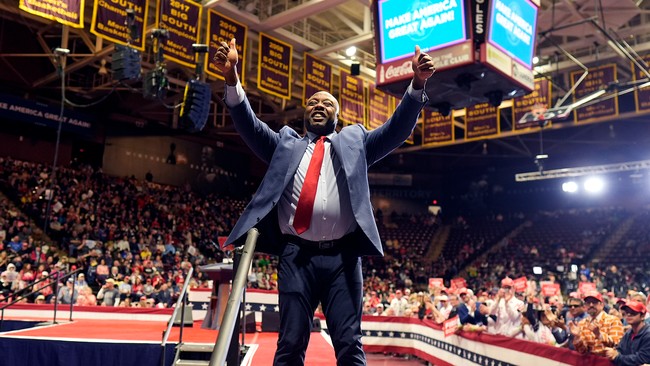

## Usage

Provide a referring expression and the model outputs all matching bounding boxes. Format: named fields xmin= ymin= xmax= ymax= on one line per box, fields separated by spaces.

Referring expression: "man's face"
xmin=623 ymin=309 xmax=645 ymax=327
xmin=584 ymin=298 xmax=603 ymax=317
xmin=568 ymin=301 xmax=584 ymax=315
xmin=304 ymin=91 xmax=338 ymax=135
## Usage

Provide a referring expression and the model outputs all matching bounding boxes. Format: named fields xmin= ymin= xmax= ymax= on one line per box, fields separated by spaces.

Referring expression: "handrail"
xmin=0 ymin=267 xmax=82 ymax=328
xmin=209 ymin=228 xmax=259 ymax=366
xmin=160 ymin=265 xmax=194 ymax=366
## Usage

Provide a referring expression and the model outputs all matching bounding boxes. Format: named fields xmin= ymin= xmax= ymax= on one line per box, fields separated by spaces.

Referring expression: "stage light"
xmin=142 ymin=69 xmax=167 ymax=99
xmin=584 ymin=177 xmax=605 ymax=193
xmin=179 ymin=79 xmax=211 ymax=132
xmin=562 ymin=181 xmax=578 ymax=193
xmin=345 ymin=46 xmax=357 ymax=57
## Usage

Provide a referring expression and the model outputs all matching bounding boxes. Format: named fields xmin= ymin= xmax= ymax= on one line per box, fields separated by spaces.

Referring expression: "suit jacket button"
xmin=256 ymin=217 xmax=260 ymax=222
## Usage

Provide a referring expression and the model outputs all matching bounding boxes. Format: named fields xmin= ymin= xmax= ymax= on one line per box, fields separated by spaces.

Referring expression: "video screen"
xmin=487 ymin=0 xmax=538 ymax=69
xmin=376 ymin=0 xmax=468 ymax=64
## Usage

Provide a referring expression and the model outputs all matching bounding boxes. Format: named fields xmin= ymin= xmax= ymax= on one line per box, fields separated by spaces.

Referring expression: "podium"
xmin=200 ymin=262 xmax=233 ymax=330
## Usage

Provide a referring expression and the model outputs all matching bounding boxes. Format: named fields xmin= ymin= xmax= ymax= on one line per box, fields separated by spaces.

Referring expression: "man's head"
xmin=621 ymin=301 xmax=646 ymax=327
xmin=568 ymin=298 xmax=585 ymax=316
xmin=583 ymin=291 xmax=604 ymax=317
xmin=304 ymin=91 xmax=339 ymax=135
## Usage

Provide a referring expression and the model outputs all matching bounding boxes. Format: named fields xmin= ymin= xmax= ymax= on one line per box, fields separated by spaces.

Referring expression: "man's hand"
xmin=411 ymin=45 xmax=436 ymax=90
xmin=605 ymin=347 xmax=618 ymax=360
xmin=588 ymin=322 xmax=600 ymax=338
xmin=569 ymin=321 xmax=581 ymax=337
xmin=213 ymin=38 xmax=239 ymax=85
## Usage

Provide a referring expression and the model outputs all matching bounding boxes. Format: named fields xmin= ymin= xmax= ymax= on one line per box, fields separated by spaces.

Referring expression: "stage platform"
xmin=0 ymin=318 xmax=425 ymax=366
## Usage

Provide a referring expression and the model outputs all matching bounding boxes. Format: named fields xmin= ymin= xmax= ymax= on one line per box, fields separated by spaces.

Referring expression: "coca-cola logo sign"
xmin=378 ymin=60 xmax=413 ymax=84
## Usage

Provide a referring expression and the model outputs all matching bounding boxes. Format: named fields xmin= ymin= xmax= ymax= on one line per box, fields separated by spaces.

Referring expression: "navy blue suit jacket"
xmin=225 ymin=89 xmax=427 ymax=256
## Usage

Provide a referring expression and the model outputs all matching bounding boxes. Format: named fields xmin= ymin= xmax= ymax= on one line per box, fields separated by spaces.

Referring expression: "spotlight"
xmin=584 ymin=177 xmax=605 ymax=193
xmin=562 ymin=181 xmax=578 ymax=193
xmin=345 ymin=46 xmax=357 ymax=57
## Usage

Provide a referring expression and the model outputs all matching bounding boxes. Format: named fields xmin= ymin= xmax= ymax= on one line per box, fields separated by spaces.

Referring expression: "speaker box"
xmin=179 ymin=79 xmax=211 ymax=132
xmin=350 ymin=63 xmax=360 ymax=76
xmin=112 ymin=45 xmax=141 ymax=81
xmin=171 ymin=307 xmax=194 ymax=327
xmin=243 ymin=312 xmax=257 ymax=333
xmin=261 ymin=312 xmax=280 ymax=332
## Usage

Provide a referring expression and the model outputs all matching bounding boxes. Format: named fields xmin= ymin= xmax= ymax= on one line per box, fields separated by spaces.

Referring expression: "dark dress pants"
xmin=273 ymin=241 xmax=366 ymax=366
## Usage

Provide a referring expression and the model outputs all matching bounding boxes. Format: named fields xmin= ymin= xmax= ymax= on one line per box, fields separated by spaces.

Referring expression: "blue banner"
xmin=0 ymin=94 xmax=93 ymax=136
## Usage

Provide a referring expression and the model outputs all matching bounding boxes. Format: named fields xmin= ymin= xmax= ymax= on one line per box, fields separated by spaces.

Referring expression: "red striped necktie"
xmin=293 ymin=136 xmax=326 ymax=234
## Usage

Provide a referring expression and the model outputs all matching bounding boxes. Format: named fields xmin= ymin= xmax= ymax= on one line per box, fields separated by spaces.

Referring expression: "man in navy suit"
xmin=214 ymin=38 xmax=435 ymax=366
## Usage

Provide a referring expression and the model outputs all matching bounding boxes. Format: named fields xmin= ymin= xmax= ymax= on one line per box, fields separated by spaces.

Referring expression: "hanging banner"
xmin=258 ymin=33 xmax=292 ymax=99
xmin=513 ymin=78 xmax=552 ymax=131
xmin=633 ymin=54 xmax=650 ymax=114
xmin=303 ymin=54 xmax=332 ymax=107
xmin=422 ymin=108 xmax=453 ymax=146
xmin=465 ymin=102 xmax=499 ymax=140
xmin=339 ymin=69 xmax=365 ymax=126
xmin=571 ymin=64 xmax=618 ymax=124
xmin=205 ymin=10 xmax=248 ymax=84
xmin=91 ymin=0 xmax=148 ymax=51
xmin=367 ymin=84 xmax=393 ymax=130
xmin=156 ymin=0 xmax=202 ymax=68
xmin=20 ymin=0 xmax=85 ymax=28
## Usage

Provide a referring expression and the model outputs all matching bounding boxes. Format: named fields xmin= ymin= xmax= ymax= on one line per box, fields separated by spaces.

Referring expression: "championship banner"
xmin=633 ymin=54 xmax=650 ymax=113
xmin=20 ymin=0 xmax=84 ymax=28
xmin=303 ymin=54 xmax=332 ymax=107
xmin=205 ymin=10 xmax=247 ymax=84
xmin=465 ymin=102 xmax=499 ymax=140
xmin=91 ymin=0 xmax=148 ymax=51
xmin=367 ymin=84 xmax=393 ymax=130
xmin=513 ymin=78 xmax=552 ymax=131
xmin=339 ymin=69 xmax=365 ymax=126
xmin=258 ymin=33 xmax=292 ymax=99
xmin=422 ymin=108 xmax=453 ymax=145
xmin=571 ymin=64 xmax=618 ymax=124
xmin=156 ymin=0 xmax=202 ymax=67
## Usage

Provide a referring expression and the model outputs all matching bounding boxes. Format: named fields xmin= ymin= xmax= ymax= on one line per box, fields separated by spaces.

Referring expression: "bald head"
xmin=304 ymin=91 xmax=339 ymax=135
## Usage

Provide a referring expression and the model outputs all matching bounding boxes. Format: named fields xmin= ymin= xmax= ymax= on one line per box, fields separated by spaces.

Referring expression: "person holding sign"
xmin=213 ymin=38 xmax=435 ymax=365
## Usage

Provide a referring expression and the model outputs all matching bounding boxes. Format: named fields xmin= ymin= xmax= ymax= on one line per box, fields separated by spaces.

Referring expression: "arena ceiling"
xmin=1 ymin=0 xmax=650 ymax=178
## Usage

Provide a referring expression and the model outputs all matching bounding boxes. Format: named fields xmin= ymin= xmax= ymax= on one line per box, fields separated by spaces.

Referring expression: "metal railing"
xmin=0 ymin=267 xmax=83 ymax=329
xmin=160 ymin=266 xmax=194 ymax=366
xmin=209 ymin=228 xmax=258 ymax=366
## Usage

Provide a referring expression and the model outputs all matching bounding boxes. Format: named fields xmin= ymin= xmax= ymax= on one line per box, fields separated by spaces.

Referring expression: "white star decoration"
xmin=401 ymin=333 xmax=406 ymax=338
xmin=365 ymin=331 xmax=372 ymax=336
xmin=274 ymin=305 xmax=279 ymax=312
xmin=377 ymin=331 xmax=383 ymax=337
xmin=388 ymin=332 xmax=394 ymax=337
xmin=201 ymin=303 xmax=208 ymax=310
xmin=259 ymin=304 xmax=267 ymax=312
xmin=245 ymin=304 xmax=252 ymax=311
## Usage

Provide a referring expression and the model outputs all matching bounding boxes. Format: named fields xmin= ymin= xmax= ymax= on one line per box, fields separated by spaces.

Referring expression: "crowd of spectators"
xmin=2 ymin=156 xmax=650 ymax=364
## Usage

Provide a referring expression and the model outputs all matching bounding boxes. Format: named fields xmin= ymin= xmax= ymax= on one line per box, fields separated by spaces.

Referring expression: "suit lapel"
xmin=283 ymin=135 xmax=310 ymax=187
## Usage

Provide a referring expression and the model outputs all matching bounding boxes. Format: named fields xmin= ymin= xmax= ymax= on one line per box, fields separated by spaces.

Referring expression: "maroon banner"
xmin=258 ymin=33 xmax=292 ymax=99
xmin=206 ymin=10 xmax=247 ymax=84
xmin=571 ymin=64 xmax=618 ymax=123
xmin=339 ymin=69 xmax=365 ymax=126
xmin=633 ymin=54 xmax=650 ymax=113
xmin=367 ymin=84 xmax=393 ymax=130
xmin=156 ymin=0 xmax=202 ymax=67
xmin=91 ymin=0 xmax=148 ymax=51
xmin=513 ymin=78 xmax=552 ymax=131
xmin=303 ymin=54 xmax=332 ymax=107
xmin=465 ymin=103 xmax=499 ymax=140
xmin=422 ymin=108 xmax=453 ymax=145
xmin=20 ymin=0 xmax=84 ymax=28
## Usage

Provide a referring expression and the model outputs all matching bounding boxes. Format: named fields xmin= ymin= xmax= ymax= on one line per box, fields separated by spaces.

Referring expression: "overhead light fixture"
xmin=345 ymin=46 xmax=357 ymax=57
xmin=533 ymin=56 xmax=539 ymax=64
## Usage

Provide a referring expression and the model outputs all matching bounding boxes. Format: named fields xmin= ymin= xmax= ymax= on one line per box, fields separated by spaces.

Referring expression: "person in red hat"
xmin=489 ymin=277 xmax=525 ymax=337
xmin=569 ymin=290 xmax=625 ymax=356
xmin=605 ymin=300 xmax=650 ymax=365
